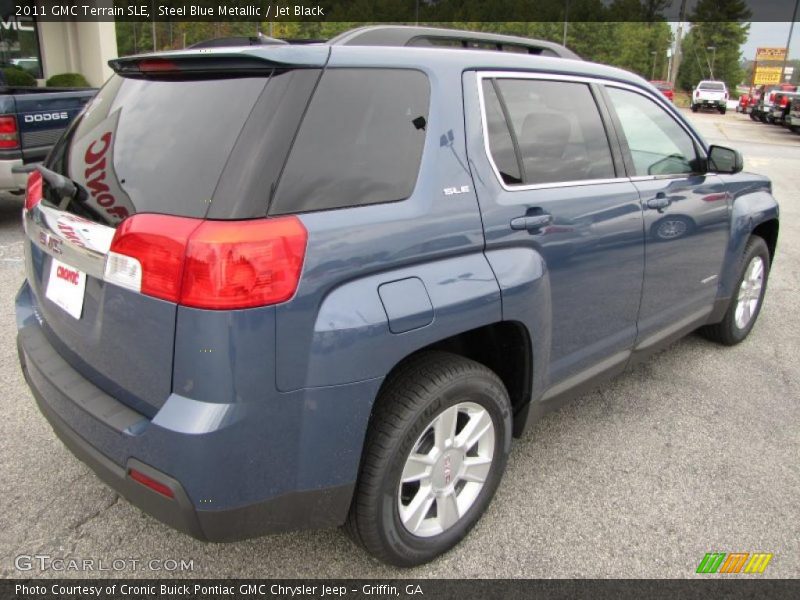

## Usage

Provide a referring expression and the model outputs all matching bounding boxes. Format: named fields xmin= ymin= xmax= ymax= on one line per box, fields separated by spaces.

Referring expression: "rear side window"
xmin=270 ymin=69 xmax=430 ymax=215
xmin=482 ymin=78 xmax=616 ymax=186
xmin=482 ymin=80 xmax=522 ymax=185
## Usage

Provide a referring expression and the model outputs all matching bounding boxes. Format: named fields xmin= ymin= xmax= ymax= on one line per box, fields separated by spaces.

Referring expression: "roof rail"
xmin=328 ymin=25 xmax=580 ymax=60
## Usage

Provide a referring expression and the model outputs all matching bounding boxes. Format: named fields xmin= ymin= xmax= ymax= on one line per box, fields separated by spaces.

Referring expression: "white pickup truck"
xmin=692 ymin=80 xmax=729 ymax=114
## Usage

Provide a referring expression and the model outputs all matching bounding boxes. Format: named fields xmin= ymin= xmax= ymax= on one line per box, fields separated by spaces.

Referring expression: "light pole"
xmin=562 ymin=0 xmax=570 ymax=47
xmin=651 ymin=51 xmax=658 ymax=80
xmin=779 ymin=0 xmax=799 ymax=83
xmin=707 ymin=45 xmax=717 ymax=79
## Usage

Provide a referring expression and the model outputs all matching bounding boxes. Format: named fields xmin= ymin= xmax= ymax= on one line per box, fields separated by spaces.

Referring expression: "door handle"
xmin=510 ymin=214 xmax=553 ymax=231
xmin=646 ymin=193 xmax=671 ymax=210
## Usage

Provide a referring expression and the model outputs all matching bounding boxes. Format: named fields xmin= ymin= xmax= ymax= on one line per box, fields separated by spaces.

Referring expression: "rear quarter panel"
xmin=274 ymin=53 xmax=501 ymax=391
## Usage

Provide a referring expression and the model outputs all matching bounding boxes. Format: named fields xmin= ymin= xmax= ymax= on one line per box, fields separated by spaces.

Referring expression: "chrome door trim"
xmin=474 ymin=70 xmax=709 ymax=193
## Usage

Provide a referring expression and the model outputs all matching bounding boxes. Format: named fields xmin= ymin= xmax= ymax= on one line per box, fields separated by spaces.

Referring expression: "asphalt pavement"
xmin=0 ymin=109 xmax=797 ymax=579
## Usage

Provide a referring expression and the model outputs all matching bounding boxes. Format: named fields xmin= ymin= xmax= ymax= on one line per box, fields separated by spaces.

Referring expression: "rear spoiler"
xmin=109 ymin=46 xmax=330 ymax=77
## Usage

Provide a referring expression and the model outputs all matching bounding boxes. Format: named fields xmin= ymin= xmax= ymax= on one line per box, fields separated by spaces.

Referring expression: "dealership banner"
xmin=2 ymin=580 xmax=800 ymax=600
xmin=3 ymin=0 xmax=800 ymax=22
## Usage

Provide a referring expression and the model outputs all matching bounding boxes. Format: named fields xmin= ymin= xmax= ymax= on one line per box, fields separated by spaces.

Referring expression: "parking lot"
xmin=0 ymin=109 xmax=797 ymax=579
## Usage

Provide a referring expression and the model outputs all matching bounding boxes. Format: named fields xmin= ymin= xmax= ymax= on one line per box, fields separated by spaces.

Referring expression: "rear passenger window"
xmin=482 ymin=78 xmax=616 ymax=186
xmin=270 ymin=69 xmax=430 ymax=214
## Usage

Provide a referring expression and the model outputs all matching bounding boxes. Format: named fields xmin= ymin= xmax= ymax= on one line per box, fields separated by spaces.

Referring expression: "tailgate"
xmin=18 ymin=61 xmax=320 ymax=416
xmin=23 ymin=205 xmax=176 ymax=417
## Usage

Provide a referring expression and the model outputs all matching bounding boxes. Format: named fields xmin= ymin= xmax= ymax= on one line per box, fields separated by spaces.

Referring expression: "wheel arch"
xmin=751 ymin=218 xmax=779 ymax=264
xmin=372 ymin=321 xmax=534 ymax=438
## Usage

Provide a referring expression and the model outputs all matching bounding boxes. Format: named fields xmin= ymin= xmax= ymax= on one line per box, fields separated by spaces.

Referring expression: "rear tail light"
xmin=0 ymin=115 xmax=19 ymax=149
xmin=24 ymin=170 xmax=42 ymax=211
xmin=105 ymin=214 xmax=307 ymax=309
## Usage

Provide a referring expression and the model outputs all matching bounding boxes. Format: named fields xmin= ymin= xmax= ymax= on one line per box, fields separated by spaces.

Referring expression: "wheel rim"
xmin=397 ymin=402 xmax=495 ymax=538
xmin=734 ymin=256 xmax=764 ymax=330
xmin=657 ymin=219 xmax=687 ymax=240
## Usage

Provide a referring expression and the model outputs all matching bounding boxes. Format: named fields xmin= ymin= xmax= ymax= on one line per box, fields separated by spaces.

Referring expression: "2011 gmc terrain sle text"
xmin=15 ymin=27 xmax=779 ymax=567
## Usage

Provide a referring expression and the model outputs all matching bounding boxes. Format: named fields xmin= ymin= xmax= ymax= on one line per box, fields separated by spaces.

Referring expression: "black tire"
xmin=750 ymin=112 xmax=758 ymax=121
xmin=719 ymin=107 xmax=726 ymax=114
xmin=691 ymin=104 xmax=698 ymax=113
xmin=345 ymin=351 xmax=512 ymax=567
xmin=791 ymin=126 xmax=800 ymax=134
xmin=700 ymin=236 xmax=770 ymax=346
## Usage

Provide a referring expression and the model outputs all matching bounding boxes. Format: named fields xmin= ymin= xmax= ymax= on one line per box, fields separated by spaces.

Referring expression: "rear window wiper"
xmin=36 ymin=165 xmax=86 ymax=202
xmin=36 ymin=165 xmax=107 ymax=222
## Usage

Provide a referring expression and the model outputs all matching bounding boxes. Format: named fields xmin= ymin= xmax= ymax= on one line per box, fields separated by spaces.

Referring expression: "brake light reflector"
xmin=106 ymin=214 xmax=200 ymax=302
xmin=0 ymin=115 xmax=19 ymax=149
xmin=137 ymin=59 xmax=179 ymax=73
xmin=129 ymin=468 xmax=174 ymax=498
xmin=105 ymin=214 xmax=307 ymax=309
xmin=24 ymin=170 xmax=42 ymax=211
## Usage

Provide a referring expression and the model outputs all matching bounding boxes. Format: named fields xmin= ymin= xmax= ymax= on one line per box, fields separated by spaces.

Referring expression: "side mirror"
xmin=708 ymin=145 xmax=743 ymax=174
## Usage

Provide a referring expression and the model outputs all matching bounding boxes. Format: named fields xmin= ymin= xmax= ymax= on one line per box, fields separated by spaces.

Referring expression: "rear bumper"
xmin=16 ymin=282 xmax=380 ymax=541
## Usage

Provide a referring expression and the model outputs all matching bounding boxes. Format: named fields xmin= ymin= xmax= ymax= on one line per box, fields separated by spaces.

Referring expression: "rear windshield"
xmin=653 ymin=82 xmax=672 ymax=91
xmin=698 ymin=82 xmax=725 ymax=91
xmin=44 ymin=71 xmax=323 ymax=226
xmin=46 ymin=67 xmax=428 ymax=224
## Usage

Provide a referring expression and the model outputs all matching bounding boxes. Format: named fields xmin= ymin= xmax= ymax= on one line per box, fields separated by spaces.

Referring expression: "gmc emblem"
xmin=39 ymin=231 xmax=62 ymax=254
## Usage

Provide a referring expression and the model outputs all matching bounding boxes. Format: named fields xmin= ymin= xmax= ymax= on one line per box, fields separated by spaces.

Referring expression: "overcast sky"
xmin=741 ymin=22 xmax=800 ymax=59
xmin=672 ymin=22 xmax=800 ymax=60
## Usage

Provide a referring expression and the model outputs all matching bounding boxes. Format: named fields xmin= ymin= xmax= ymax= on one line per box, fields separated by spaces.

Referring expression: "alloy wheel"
xmin=734 ymin=256 xmax=764 ymax=330
xmin=398 ymin=402 xmax=495 ymax=538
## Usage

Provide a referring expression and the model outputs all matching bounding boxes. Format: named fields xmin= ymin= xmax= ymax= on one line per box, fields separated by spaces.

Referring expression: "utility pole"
xmin=707 ymin=45 xmax=717 ymax=79
xmin=780 ymin=0 xmax=799 ymax=82
xmin=562 ymin=0 xmax=569 ymax=47
xmin=151 ymin=1 xmax=156 ymax=51
xmin=651 ymin=51 xmax=658 ymax=80
xmin=669 ymin=0 xmax=689 ymax=86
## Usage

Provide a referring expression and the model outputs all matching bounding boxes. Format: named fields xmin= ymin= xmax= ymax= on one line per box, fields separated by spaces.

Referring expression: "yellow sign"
xmin=755 ymin=47 xmax=787 ymax=61
xmin=754 ymin=66 xmax=783 ymax=85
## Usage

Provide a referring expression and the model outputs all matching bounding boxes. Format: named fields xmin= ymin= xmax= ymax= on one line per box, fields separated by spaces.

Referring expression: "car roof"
xmin=117 ymin=43 xmax=651 ymax=90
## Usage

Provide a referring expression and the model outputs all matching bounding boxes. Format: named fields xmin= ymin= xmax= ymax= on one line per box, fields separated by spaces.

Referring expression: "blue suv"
xmin=16 ymin=27 xmax=779 ymax=566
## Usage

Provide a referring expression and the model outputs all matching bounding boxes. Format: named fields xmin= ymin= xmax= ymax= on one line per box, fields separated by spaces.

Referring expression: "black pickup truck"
xmin=0 ymin=86 xmax=96 ymax=197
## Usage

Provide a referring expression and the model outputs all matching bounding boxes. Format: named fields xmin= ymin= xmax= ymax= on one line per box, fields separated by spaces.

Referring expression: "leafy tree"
xmin=676 ymin=0 xmax=750 ymax=90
